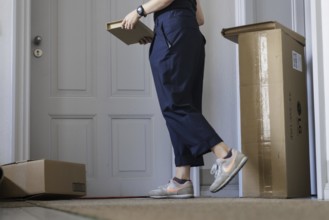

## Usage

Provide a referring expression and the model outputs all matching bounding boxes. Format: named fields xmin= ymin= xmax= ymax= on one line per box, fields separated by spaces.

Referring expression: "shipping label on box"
xmin=292 ymin=51 xmax=303 ymax=72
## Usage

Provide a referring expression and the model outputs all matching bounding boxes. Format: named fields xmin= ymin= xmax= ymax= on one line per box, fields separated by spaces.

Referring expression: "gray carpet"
xmin=14 ymin=197 xmax=328 ymax=220
xmin=0 ymin=201 xmax=34 ymax=208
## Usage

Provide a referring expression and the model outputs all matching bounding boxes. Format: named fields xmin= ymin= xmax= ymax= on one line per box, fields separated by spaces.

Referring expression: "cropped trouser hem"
xmin=174 ymin=135 xmax=223 ymax=167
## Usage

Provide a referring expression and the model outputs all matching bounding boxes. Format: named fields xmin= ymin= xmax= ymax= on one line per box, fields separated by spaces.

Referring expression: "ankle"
xmin=212 ymin=142 xmax=231 ymax=159
xmin=175 ymin=166 xmax=190 ymax=180
xmin=173 ymin=177 xmax=190 ymax=184
xmin=223 ymin=149 xmax=233 ymax=159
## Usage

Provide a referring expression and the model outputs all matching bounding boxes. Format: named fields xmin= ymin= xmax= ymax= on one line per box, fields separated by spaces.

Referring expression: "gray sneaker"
xmin=148 ymin=179 xmax=194 ymax=199
xmin=209 ymin=149 xmax=248 ymax=193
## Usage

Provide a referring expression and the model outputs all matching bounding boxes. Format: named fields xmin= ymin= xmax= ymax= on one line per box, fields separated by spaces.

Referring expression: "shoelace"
xmin=158 ymin=180 xmax=174 ymax=189
xmin=210 ymin=160 xmax=223 ymax=178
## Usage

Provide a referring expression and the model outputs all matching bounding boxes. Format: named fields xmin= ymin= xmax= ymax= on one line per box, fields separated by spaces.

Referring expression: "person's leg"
xmin=156 ymin=22 xmax=223 ymax=159
xmin=209 ymin=145 xmax=248 ymax=193
xmin=148 ymin=12 xmax=197 ymax=199
xmin=148 ymin=164 xmax=194 ymax=199
xmin=188 ymin=30 xmax=247 ymax=192
xmin=175 ymin=166 xmax=191 ymax=180
xmin=167 ymin=122 xmax=205 ymax=167
xmin=212 ymin=142 xmax=230 ymax=159
xmin=149 ymin=10 xmax=247 ymax=197
xmin=150 ymin=12 xmax=223 ymax=164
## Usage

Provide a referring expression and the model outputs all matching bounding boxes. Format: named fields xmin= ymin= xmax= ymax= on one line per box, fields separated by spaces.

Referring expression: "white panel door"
xmin=30 ymin=0 xmax=172 ymax=196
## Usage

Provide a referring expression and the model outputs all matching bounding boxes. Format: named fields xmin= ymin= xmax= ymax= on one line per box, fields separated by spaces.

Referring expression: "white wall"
xmin=0 ymin=0 xmax=14 ymax=164
xmin=197 ymin=0 xmax=240 ymax=197
xmin=202 ymin=0 xmax=238 ymax=168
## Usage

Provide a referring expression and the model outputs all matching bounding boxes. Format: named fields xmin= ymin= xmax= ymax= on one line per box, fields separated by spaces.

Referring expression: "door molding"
xmin=235 ymin=0 xmax=246 ymax=197
xmin=13 ymin=0 xmax=31 ymax=161
xmin=304 ymin=0 xmax=317 ymax=196
xmin=308 ymin=0 xmax=329 ymax=200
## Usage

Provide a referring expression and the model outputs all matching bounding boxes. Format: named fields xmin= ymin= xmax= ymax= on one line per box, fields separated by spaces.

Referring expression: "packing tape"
xmin=258 ymin=33 xmax=273 ymax=196
xmin=258 ymin=143 xmax=273 ymax=196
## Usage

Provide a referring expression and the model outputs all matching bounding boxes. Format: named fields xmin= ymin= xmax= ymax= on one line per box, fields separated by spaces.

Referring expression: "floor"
xmin=0 ymin=196 xmax=326 ymax=220
xmin=0 ymin=207 xmax=90 ymax=220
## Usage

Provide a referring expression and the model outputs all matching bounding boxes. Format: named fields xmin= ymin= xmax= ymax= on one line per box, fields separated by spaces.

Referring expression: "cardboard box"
xmin=0 ymin=160 xmax=86 ymax=199
xmin=0 ymin=166 xmax=3 ymax=185
xmin=107 ymin=20 xmax=154 ymax=45
xmin=222 ymin=21 xmax=310 ymax=198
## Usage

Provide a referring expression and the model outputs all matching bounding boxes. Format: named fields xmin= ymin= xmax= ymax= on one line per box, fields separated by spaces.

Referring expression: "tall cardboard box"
xmin=0 ymin=166 xmax=3 ymax=185
xmin=222 ymin=21 xmax=310 ymax=198
xmin=0 ymin=160 xmax=86 ymax=199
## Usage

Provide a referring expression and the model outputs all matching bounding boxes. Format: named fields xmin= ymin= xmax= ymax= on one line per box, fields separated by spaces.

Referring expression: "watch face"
xmin=137 ymin=7 xmax=143 ymax=15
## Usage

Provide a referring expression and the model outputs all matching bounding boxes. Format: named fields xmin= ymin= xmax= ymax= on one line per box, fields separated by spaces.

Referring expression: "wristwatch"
xmin=137 ymin=5 xmax=147 ymax=17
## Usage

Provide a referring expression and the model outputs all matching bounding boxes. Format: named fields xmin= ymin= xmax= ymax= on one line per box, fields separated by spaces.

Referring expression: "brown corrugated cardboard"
xmin=221 ymin=21 xmax=305 ymax=46
xmin=107 ymin=20 xmax=154 ymax=45
xmin=0 ymin=160 xmax=86 ymax=199
xmin=0 ymin=167 xmax=3 ymax=185
xmin=222 ymin=21 xmax=310 ymax=198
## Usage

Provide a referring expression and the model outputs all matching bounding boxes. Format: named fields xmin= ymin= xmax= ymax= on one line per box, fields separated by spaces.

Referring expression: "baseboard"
xmin=201 ymin=184 xmax=239 ymax=198
xmin=324 ymin=183 xmax=329 ymax=200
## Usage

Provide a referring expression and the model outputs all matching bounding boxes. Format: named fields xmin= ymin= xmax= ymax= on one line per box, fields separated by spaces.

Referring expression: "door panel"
xmin=50 ymin=116 xmax=95 ymax=177
xmin=56 ymin=0 xmax=93 ymax=93
xmin=30 ymin=0 xmax=171 ymax=196
xmin=108 ymin=1 xmax=151 ymax=97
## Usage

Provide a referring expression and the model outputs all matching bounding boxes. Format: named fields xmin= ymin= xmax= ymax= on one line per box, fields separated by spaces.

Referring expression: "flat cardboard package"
xmin=222 ymin=21 xmax=310 ymax=198
xmin=0 ymin=159 xmax=86 ymax=199
xmin=107 ymin=20 xmax=154 ymax=45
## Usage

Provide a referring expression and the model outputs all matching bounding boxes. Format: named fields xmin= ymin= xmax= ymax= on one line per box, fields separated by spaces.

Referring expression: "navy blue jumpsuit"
xmin=149 ymin=0 xmax=223 ymax=167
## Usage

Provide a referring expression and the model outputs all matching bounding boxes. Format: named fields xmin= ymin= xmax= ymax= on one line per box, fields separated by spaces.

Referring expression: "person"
xmin=122 ymin=0 xmax=247 ymax=199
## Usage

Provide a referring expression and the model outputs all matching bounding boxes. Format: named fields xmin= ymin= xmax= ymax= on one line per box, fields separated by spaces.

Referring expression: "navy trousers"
xmin=149 ymin=9 xmax=223 ymax=167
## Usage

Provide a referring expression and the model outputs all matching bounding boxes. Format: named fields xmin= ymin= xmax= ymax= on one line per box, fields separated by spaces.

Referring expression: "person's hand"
xmin=139 ymin=36 xmax=153 ymax=45
xmin=121 ymin=10 xmax=140 ymax=30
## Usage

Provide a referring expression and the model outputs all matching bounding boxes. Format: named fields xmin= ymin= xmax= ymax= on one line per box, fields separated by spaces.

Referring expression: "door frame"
xmin=308 ymin=0 xmax=329 ymax=200
xmin=235 ymin=0 xmax=245 ymax=197
xmin=0 ymin=0 xmax=15 ymax=164
xmin=14 ymin=0 xmax=329 ymax=199
xmin=13 ymin=0 xmax=31 ymax=162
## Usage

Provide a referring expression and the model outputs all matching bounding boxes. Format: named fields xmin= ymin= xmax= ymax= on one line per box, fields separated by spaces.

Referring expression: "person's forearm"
xmin=196 ymin=0 xmax=204 ymax=26
xmin=142 ymin=0 xmax=174 ymax=15
xmin=122 ymin=0 xmax=173 ymax=30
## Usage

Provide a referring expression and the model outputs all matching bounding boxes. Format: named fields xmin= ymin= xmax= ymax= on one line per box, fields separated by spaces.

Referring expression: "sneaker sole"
xmin=150 ymin=194 xmax=194 ymax=199
xmin=210 ymin=156 xmax=248 ymax=193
